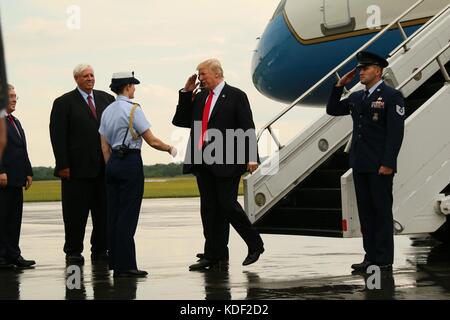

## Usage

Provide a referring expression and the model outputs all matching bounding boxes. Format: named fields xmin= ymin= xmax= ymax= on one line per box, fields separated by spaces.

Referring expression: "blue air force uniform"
xmin=327 ymin=51 xmax=405 ymax=267
xmin=99 ymin=72 xmax=150 ymax=273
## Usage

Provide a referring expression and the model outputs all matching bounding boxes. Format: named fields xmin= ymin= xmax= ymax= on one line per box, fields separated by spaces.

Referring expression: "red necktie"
xmin=7 ymin=115 xmax=21 ymax=138
xmin=87 ymin=95 xmax=97 ymax=120
xmin=198 ymin=91 xmax=215 ymax=150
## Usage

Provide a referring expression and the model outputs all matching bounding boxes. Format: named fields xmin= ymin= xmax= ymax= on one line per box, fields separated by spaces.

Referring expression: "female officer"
xmin=99 ymin=72 xmax=176 ymax=278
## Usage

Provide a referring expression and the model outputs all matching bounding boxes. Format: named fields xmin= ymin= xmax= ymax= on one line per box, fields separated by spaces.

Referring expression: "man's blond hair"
xmin=197 ymin=59 xmax=224 ymax=78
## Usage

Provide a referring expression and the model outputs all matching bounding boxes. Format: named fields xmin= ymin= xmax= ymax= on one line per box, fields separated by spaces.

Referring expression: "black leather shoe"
xmin=113 ymin=270 xmax=148 ymax=278
xmin=66 ymin=254 xmax=85 ymax=264
xmin=242 ymin=249 xmax=264 ymax=266
xmin=196 ymin=253 xmax=205 ymax=260
xmin=91 ymin=251 xmax=109 ymax=262
xmin=8 ymin=256 xmax=36 ymax=268
xmin=351 ymin=260 xmax=372 ymax=271
xmin=189 ymin=258 xmax=212 ymax=271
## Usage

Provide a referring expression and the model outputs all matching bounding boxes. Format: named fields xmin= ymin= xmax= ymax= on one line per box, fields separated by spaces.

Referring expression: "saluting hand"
xmin=337 ymin=68 xmax=357 ymax=87
xmin=184 ymin=74 xmax=199 ymax=92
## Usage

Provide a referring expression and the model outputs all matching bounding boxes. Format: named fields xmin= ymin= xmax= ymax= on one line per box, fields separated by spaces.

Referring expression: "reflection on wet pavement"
xmin=1 ymin=198 xmax=450 ymax=300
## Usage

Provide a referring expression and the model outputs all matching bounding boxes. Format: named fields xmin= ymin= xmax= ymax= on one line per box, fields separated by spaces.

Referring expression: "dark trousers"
xmin=105 ymin=153 xmax=144 ymax=271
xmin=353 ymin=172 xmax=394 ymax=265
xmin=61 ymin=175 xmax=107 ymax=255
xmin=0 ymin=186 xmax=23 ymax=261
xmin=196 ymin=167 xmax=264 ymax=261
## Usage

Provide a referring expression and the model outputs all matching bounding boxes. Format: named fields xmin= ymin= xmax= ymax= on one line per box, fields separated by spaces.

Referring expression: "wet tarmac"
xmin=1 ymin=197 xmax=450 ymax=300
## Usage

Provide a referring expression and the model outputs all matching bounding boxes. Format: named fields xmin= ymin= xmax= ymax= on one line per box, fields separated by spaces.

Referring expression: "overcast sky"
xmin=0 ymin=0 xmax=323 ymax=166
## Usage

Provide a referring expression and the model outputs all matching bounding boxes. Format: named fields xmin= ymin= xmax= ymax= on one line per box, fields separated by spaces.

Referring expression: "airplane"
xmin=252 ymin=0 xmax=449 ymax=105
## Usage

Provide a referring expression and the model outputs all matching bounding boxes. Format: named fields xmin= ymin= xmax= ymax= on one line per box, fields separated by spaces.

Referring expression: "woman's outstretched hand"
xmin=169 ymin=145 xmax=178 ymax=158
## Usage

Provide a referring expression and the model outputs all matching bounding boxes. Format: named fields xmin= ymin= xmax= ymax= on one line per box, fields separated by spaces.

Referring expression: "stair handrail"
xmin=257 ymin=0 xmax=426 ymax=148
xmin=389 ymin=3 xmax=450 ymax=57
xmin=397 ymin=41 xmax=450 ymax=91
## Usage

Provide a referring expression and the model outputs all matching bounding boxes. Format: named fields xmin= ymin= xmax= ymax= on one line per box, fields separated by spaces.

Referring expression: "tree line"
xmin=32 ymin=163 xmax=184 ymax=181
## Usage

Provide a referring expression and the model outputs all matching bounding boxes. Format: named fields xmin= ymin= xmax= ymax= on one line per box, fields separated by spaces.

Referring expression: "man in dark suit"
xmin=0 ymin=84 xmax=35 ymax=269
xmin=0 ymin=109 xmax=5 ymax=161
xmin=327 ymin=51 xmax=405 ymax=272
xmin=50 ymin=64 xmax=115 ymax=264
xmin=172 ymin=59 xmax=264 ymax=271
xmin=0 ymin=20 xmax=8 ymax=159
xmin=0 ymin=113 xmax=5 ymax=159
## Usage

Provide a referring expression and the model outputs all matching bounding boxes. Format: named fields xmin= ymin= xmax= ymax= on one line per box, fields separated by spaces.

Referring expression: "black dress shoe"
xmin=242 ymin=249 xmax=264 ymax=266
xmin=91 ymin=251 xmax=109 ymax=262
xmin=66 ymin=254 xmax=85 ymax=264
xmin=351 ymin=260 xmax=372 ymax=271
xmin=8 ymin=256 xmax=36 ymax=268
xmin=113 ymin=270 xmax=148 ymax=278
xmin=196 ymin=253 xmax=205 ymax=260
xmin=189 ymin=258 xmax=212 ymax=271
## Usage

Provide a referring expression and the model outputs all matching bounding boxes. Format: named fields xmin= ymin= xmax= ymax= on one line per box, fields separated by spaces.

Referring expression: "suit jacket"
xmin=49 ymin=89 xmax=115 ymax=179
xmin=326 ymin=82 xmax=405 ymax=173
xmin=0 ymin=114 xmax=33 ymax=187
xmin=172 ymin=83 xmax=258 ymax=178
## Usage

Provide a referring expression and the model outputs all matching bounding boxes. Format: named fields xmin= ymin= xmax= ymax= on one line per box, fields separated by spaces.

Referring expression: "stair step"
xmin=255 ymin=207 xmax=343 ymax=237
xmin=301 ymin=169 xmax=347 ymax=188
xmin=255 ymin=227 xmax=343 ymax=238
xmin=285 ymin=188 xmax=341 ymax=208
xmin=413 ymin=81 xmax=443 ymax=97
xmin=320 ymin=151 xmax=349 ymax=170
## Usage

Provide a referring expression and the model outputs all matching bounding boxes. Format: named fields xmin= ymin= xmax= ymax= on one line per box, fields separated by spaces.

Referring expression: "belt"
xmin=112 ymin=149 xmax=141 ymax=154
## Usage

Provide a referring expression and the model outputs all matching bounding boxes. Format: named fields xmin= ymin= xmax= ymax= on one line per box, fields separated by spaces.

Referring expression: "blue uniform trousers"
xmin=353 ymin=172 xmax=394 ymax=265
xmin=105 ymin=152 xmax=144 ymax=271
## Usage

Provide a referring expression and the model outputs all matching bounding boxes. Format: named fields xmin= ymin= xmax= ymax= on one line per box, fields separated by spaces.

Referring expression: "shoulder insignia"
xmin=396 ymin=105 xmax=405 ymax=116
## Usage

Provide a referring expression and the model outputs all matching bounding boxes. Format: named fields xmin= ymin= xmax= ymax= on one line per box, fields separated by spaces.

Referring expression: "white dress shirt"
xmin=366 ymin=79 xmax=383 ymax=97
xmin=77 ymin=87 xmax=96 ymax=108
xmin=206 ymin=80 xmax=225 ymax=119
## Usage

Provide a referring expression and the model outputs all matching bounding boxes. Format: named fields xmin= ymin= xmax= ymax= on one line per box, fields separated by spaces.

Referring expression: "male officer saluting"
xmin=327 ymin=51 xmax=405 ymax=272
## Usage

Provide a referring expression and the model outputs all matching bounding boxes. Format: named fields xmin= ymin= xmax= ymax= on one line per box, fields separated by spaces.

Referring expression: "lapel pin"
xmin=222 ymin=94 xmax=226 ymax=98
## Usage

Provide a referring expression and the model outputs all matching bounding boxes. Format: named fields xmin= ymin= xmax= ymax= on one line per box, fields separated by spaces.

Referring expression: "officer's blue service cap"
xmin=110 ymin=71 xmax=140 ymax=89
xmin=356 ymin=51 xmax=389 ymax=69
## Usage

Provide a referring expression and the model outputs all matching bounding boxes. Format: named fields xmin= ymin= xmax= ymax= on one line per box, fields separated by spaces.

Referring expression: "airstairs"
xmin=244 ymin=0 xmax=450 ymax=238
